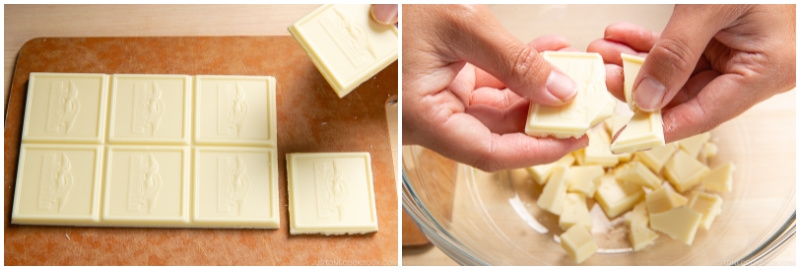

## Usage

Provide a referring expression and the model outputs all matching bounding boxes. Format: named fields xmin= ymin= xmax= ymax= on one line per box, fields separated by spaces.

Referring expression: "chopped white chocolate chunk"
xmin=663 ymin=150 xmax=710 ymax=193
xmin=634 ymin=143 xmax=678 ymax=173
xmin=645 ymin=187 xmax=688 ymax=214
xmin=688 ymin=191 xmax=723 ymax=230
xmin=702 ymin=142 xmax=718 ymax=159
xmin=594 ymin=175 xmax=644 ymax=218
xmin=566 ymin=165 xmax=603 ymax=198
xmin=559 ymin=193 xmax=592 ymax=230
xmin=621 ymin=53 xmax=643 ymax=110
xmin=625 ymin=202 xmax=649 ymax=226
xmin=537 ymin=166 xmax=569 ymax=215
xmin=629 ymin=221 xmax=659 ymax=251
xmin=526 ymin=154 xmax=575 ymax=185
xmin=611 ymin=53 xmax=665 ymax=154
xmin=702 ymin=162 xmax=735 ymax=192
xmin=584 ymin=128 xmax=619 ymax=167
xmin=626 ymin=203 xmax=659 ymax=251
xmin=560 ymin=225 xmax=598 ymax=264
xmin=614 ymin=161 xmax=663 ymax=190
xmin=678 ymin=132 xmax=711 ymax=158
xmin=525 ymin=51 xmax=616 ymax=139
xmin=609 ymin=111 xmax=665 ymax=154
xmin=649 ymin=206 xmax=702 ymax=245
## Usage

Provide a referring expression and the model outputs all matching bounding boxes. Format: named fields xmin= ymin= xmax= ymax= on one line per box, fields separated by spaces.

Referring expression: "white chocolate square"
xmin=702 ymin=161 xmax=734 ymax=192
xmin=287 ymin=152 xmax=378 ymax=235
xmin=22 ymin=73 xmax=109 ymax=143
xmin=634 ymin=143 xmax=678 ymax=173
xmin=288 ymin=4 xmax=398 ymax=98
xmin=688 ymin=191 xmax=723 ymax=230
xmin=595 ymin=175 xmax=644 ymax=218
xmin=193 ymin=147 xmax=279 ymax=228
xmin=108 ymin=74 xmax=191 ymax=144
xmin=560 ymin=225 xmax=598 ymax=264
xmin=649 ymin=206 xmax=702 ymax=245
xmin=614 ymin=161 xmax=663 ymax=190
xmin=537 ymin=165 xmax=569 ymax=215
xmin=610 ymin=111 xmax=665 ymax=154
xmin=12 ymin=144 xmax=103 ymax=225
xmin=559 ymin=193 xmax=592 ymax=230
xmin=663 ymin=150 xmax=710 ymax=193
xmin=525 ymin=52 xmax=616 ymax=139
xmin=678 ymin=132 xmax=711 ymax=158
xmin=194 ymin=75 xmax=277 ymax=146
xmin=103 ymin=146 xmax=190 ymax=226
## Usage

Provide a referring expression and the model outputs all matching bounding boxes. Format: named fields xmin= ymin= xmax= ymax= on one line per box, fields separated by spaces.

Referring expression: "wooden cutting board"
xmin=4 ymin=37 xmax=398 ymax=265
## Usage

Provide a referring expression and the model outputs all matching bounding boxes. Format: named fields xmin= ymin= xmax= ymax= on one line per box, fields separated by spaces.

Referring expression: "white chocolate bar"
xmin=288 ymin=4 xmax=398 ymax=98
xmin=12 ymin=72 xmax=279 ymax=228
xmin=525 ymin=51 xmax=616 ymax=139
xmin=286 ymin=152 xmax=378 ymax=235
xmin=21 ymin=73 xmax=109 ymax=144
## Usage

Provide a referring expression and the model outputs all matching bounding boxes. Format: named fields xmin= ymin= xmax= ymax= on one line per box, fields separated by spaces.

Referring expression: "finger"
xmin=464 ymin=98 xmax=530 ymax=134
xmin=469 ymin=87 xmax=526 ymax=109
xmin=603 ymin=64 xmax=625 ymax=102
xmin=427 ymin=112 xmax=588 ymax=172
xmin=473 ymin=35 xmax=572 ymax=91
xmin=439 ymin=5 xmax=577 ymax=106
xmin=527 ymin=35 xmax=572 ymax=51
xmin=474 ymin=68 xmax=506 ymax=89
xmin=587 ymin=39 xmax=648 ymax=66
xmin=370 ymin=4 xmax=398 ymax=25
xmin=602 ymin=22 xmax=661 ymax=53
xmin=665 ymin=69 xmax=719 ymax=108
xmin=661 ymin=73 xmax=766 ymax=143
xmin=633 ymin=5 xmax=743 ymax=112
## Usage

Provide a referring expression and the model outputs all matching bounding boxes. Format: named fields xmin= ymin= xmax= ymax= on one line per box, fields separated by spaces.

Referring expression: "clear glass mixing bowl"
xmin=402 ymin=93 xmax=796 ymax=265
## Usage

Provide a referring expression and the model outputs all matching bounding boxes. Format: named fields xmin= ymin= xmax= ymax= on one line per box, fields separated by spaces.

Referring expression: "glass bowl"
xmin=402 ymin=92 xmax=795 ymax=265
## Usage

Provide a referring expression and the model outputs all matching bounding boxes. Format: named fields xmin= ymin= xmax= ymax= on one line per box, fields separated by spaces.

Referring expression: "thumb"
xmin=370 ymin=4 xmax=398 ymax=25
xmin=443 ymin=5 xmax=577 ymax=106
xmin=634 ymin=5 xmax=741 ymax=112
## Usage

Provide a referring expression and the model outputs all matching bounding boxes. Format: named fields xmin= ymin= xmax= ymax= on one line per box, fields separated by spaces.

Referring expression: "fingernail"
xmin=634 ymin=77 xmax=665 ymax=111
xmin=370 ymin=5 xmax=398 ymax=25
xmin=545 ymin=70 xmax=577 ymax=103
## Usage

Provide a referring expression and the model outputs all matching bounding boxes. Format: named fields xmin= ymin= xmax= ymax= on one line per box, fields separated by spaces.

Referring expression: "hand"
xmin=588 ymin=4 xmax=796 ymax=142
xmin=370 ymin=4 xmax=398 ymax=25
xmin=402 ymin=5 xmax=588 ymax=172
